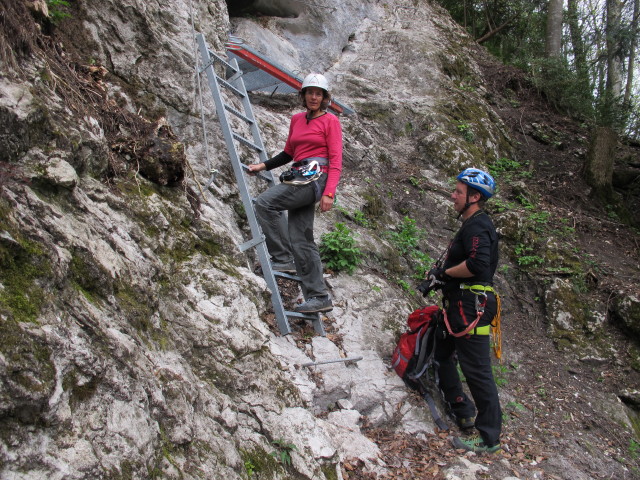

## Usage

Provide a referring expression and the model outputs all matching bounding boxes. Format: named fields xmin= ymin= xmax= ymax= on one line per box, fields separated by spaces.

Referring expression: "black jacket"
xmin=442 ymin=211 xmax=498 ymax=294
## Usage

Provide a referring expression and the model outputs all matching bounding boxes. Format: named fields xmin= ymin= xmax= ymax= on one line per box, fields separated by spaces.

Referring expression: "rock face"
xmin=1 ymin=0 xmax=639 ymax=479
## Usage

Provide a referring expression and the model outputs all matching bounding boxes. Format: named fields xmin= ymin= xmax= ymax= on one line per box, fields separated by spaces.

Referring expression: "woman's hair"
xmin=299 ymin=88 xmax=331 ymax=111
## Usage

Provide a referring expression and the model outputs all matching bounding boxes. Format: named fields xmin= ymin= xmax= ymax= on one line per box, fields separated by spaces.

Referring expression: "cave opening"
xmin=225 ymin=0 xmax=301 ymax=18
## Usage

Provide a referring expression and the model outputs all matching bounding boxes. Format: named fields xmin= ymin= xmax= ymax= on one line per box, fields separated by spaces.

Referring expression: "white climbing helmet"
xmin=301 ymin=73 xmax=330 ymax=92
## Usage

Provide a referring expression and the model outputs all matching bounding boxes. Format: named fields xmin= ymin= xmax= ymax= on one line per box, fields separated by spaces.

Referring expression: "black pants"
xmin=434 ymin=289 xmax=502 ymax=446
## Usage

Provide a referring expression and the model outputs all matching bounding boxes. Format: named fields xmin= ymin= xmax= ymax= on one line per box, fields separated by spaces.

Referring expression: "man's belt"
xmin=471 ymin=325 xmax=491 ymax=335
xmin=460 ymin=283 xmax=496 ymax=295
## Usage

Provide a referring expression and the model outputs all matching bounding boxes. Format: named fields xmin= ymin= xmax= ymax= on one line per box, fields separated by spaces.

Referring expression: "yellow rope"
xmin=491 ymin=294 xmax=502 ymax=361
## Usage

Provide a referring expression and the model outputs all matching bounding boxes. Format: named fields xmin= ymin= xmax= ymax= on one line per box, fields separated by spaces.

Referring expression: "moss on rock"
xmin=0 ymin=207 xmax=51 ymax=323
xmin=0 ymin=317 xmax=55 ymax=422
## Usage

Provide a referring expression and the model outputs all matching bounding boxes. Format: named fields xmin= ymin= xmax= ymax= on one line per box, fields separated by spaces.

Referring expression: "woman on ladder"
xmin=247 ymin=73 xmax=343 ymax=314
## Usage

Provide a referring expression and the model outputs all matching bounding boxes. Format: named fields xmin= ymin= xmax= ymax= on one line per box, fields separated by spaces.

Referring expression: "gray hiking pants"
xmin=254 ymin=175 xmax=328 ymax=299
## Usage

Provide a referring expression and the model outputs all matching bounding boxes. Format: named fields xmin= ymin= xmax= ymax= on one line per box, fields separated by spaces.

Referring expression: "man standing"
xmin=426 ymin=168 xmax=502 ymax=453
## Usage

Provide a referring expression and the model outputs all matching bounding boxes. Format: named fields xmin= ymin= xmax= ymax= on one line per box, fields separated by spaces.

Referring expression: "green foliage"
xmin=490 ymin=197 xmax=516 ymax=213
xmin=437 ymin=0 xmax=640 ymax=138
xmin=386 ymin=216 xmax=433 ymax=279
xmin=629 ymin=439 xmax=640 ymax=460
xmin=457 ymin=122 xmax=474 ymax=142
xmin=244 ymin=460 xmax=256 ymax=477
xmin=505 ymin=400 xmax=526 ymax=412
xmin=336 ymin=205 xmax=371 ymax=228
xmin=492 ymin=364 xmax=509 ymax=387
xmin=397 ymin=279 xmax=414 ymax=294
xmin=526 ymin=211 xmax=550 ymax=233
xmin=503 ymin=400 xmax=526 ymax=422
xmin=514 ymin=243 xmax=544 ymax=267
xmin=270 ymin=439 xmax=297 ymax=466
xmin=0 ymin=235 xmax=50 ymax=323
xmin=527 ymin=57 xmax=594 ymax=119
xmin=319 ymin=223 xmax=362 ymax=274
xmin=240 ymin=447 xmax=280 ymax=478
xmin=410 ymin=249 xmax=434 ymax=280
xmin=489 ymin=157 xmax=523 ymax=176
xmin=516 ymin=193 xmax=535 ymax=209
xmin=47 ymin=0 xmax=71 ymax=22
xmin=387 ymin=216 xmax=424 ymax=256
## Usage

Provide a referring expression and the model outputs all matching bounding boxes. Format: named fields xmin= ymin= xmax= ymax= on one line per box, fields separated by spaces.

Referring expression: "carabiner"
xmin=475 ymin=292 xmax=487 ymax=314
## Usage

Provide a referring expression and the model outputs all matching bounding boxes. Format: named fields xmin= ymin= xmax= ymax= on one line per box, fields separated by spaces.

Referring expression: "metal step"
xmin=216 ymin=75 xmax=246 ymax=98
xmin=232 ymin=133 xmax=263 ymax=152
xmin=225 ymin=104 xmax=254 ymax=125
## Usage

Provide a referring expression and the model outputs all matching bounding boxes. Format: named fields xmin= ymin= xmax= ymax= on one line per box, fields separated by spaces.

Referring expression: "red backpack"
xmin=392 ymin=305 xmax=448 ymax=430
xmin=392 ymin=305 xmax=441 ymax=380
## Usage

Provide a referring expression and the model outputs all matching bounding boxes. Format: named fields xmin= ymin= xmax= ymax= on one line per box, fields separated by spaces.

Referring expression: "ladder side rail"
xmin=222 ymin=62 xmax=296 ymax=335
xmin=228 ymin=58 xmax=273 ymax=173
xmin=196 ymin=35 xmax=262 ymax=242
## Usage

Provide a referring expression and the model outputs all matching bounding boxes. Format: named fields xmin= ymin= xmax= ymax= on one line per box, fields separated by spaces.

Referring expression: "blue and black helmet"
xmin=457 ymin=168 xmax=496 ymax=199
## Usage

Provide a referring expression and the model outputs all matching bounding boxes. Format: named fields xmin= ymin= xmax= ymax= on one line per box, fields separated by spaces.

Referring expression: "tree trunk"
xmin=606 ymin=0 xmax=624 ymax=100
xmin=545 ymin=0 xmax=564 ymax=57
xmin=585 ymin=126 xmax=618 ymax=201
xmin=567 ymin=0 xmax=588 ymax=79
xmin=624 ymin=0 xmax=639 ymax=106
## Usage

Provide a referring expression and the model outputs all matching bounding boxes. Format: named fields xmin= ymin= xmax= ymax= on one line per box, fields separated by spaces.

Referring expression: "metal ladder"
xmin=196 ymin=33 xmax=325 ymax=337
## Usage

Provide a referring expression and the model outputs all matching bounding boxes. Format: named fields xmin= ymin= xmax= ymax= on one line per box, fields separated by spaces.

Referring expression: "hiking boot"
xmin=451 ymin=436 xmax=501 ymax=454
xmin=456 ymin=417 xmax=475 ymax=430
xmin=294 ymin=296 xmax=333 ymax=313
xmin=271 ymin=261 xmax=296 ymax=273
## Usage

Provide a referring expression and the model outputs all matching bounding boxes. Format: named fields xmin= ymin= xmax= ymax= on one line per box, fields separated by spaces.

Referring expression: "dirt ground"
xmin=334 ymin=48 xmax=640 ymax=479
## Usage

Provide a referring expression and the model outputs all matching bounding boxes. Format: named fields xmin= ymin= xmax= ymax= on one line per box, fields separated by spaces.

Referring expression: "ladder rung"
xmin=285 ymin=311 xmax=321 ymax=321
xmin=239 ymin=235 xmax=265 ymax=253
xmin=233 ymin=133 xmax=262 ymax=152
xmin=225 ymin=104 xmax=254 ymax=125
xmin=274 ymin=271 xmax=301 ymax=281
xmin=242 ymin=166 xmax=272 ymax=183
xmin=208 ymin=49 xmax=238 ymax=73
xmin=217 ymin=75 xmax=246 ymax=98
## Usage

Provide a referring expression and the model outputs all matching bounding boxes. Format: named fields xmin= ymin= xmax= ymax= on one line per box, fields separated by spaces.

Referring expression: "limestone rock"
xmin=611 ymin=290 xmax=640 ymax=340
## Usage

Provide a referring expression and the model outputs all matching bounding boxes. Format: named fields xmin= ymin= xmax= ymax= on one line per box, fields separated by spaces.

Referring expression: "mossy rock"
xmin=70 ymin=246 xmax=115 ymax=303
xmin=0 ymin=216 xmax=51 ymax=323
xmin=544 ymin=277 xmax=607 ymax=351
xmin=611 ymin=292 xmax=640 ymax=342
xmin=240 ymin=446 xmax=282 ymax=479
xmin=0 ymin=318 xmax=55 ymax=423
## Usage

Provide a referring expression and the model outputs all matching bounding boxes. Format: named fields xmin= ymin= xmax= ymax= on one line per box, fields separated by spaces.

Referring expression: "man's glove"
xmin=417 ymin=266 xmax=450 ymax=296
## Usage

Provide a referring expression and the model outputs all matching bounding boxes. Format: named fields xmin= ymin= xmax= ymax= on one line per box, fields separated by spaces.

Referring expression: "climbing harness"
xmin=441 ymin=283 xmax=502 ymax=360
xmin=280 ymin=158 xmax=326 ymax=185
